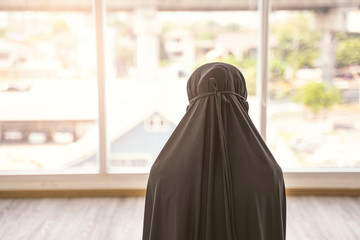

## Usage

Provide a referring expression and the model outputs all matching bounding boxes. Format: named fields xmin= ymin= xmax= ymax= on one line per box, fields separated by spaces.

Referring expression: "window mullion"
xmin=256 ymin=0 xmax=271 ymax=140
xmin=94 ymin=0 xmax=108 ymax=175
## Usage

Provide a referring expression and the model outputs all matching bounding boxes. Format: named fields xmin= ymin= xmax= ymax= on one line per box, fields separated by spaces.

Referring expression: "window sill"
xmin=0 ymin=171 xmax=360 ymax=196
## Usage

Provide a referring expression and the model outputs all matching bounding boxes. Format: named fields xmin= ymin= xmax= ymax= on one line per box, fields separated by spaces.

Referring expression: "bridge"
xmin=0 ymin=0 xmax=359 ymax=11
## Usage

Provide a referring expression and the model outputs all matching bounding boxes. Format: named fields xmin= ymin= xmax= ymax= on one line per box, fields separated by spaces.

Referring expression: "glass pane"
xmin=105 ymin=8 xmax=259 ymax=173
xmin=268 ymin=6 xmax=360 ymax=169
xmin=0 ymin=10 xmax=99 ymax=173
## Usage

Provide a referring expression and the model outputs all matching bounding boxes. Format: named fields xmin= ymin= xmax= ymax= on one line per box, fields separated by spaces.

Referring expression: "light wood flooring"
xmin=0 ymin=196 xmax=359 ymax=240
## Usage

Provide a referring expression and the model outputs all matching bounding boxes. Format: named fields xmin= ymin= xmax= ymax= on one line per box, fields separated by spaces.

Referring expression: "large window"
xmin=0 ymin=0 xmax=359 ymax=190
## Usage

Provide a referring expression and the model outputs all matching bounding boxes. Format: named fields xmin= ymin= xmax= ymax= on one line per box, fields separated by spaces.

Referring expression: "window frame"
xmin=0 ymin=0 xmax=359 ymax=193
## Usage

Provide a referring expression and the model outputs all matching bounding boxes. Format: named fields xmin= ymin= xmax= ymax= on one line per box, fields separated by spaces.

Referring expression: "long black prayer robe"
xmin=143 ymin=62 xmax=286 ymax=240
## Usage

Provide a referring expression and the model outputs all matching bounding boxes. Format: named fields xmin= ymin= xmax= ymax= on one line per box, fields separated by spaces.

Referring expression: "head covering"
xmin=143 ymin=62 xmax=286 ymax=240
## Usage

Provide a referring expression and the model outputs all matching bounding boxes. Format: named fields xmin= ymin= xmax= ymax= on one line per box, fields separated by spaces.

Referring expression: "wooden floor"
xmin=0 ymin=196 xmax=359 ymax=240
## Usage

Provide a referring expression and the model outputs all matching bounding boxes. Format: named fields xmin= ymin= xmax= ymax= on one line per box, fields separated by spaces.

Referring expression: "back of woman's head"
xmin=186 ymin=62 xmax=248 ymax=102
xmin=187 ymin=62 xmax=249 ymax=112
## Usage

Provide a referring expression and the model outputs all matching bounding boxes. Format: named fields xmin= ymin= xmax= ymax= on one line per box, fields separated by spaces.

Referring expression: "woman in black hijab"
xmin=143 ymin=62 xmax=286 ymax=240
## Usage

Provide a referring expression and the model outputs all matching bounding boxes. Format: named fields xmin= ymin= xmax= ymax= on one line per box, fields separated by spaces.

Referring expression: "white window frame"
xmin=0 ymin=0 xmax=359 ymax=193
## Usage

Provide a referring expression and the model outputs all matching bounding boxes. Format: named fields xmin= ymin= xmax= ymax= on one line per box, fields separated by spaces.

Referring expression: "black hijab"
xmin=143 ymin=62 xmax=286 ymax=240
